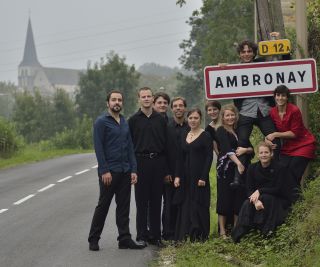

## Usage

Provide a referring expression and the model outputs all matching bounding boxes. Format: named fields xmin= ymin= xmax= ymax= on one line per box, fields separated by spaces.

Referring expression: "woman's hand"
xmin=174 ymin=177 xmax=180 ymax=188
xmin=249 ymin=190 xmax=260 ymax=204
xmin=237 ymin=163 xmax=245 ymax=174
xmin=236 ymin=147 xmax=248 ymax=156
xmin=266 ymin=133 xmax=276 ymax=142
xmin=198 ymin=179 xmax=206 ymax=187
xmin=254 ymin=200 xmax=264 ymax=210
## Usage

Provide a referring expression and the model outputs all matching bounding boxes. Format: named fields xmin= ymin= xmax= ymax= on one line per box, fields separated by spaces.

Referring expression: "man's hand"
xmin=249 ymin=190 xmax=260 ymax=204
xmin=218 ymin=63 xmax=228 ymax=67
xmin=102 ymin=172 xmax=112 ymax=186
xmin=174 ymin=177 xmax=180 ymax=188
xmin=198 ymin=179 xmax=206 ymax=187
xmin=131 ymin=173 xmax=138 ymax=185
xmin=265 ymin=133 xmax=276 ymax=142
xmin=164 ymin=174 xmax=173 ymax=184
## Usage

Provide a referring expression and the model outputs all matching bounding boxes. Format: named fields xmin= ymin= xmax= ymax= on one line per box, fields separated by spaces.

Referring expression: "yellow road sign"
xmin=258 ymin=39 xmax=291 ymax=56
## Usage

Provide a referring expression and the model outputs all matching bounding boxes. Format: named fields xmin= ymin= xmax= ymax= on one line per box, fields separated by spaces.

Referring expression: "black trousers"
xmin=88 ymin=172 xmax=131 ymax=243
xmin=135 ymin=155 xmax=166 ymax=241
xmin=162 ymin=183 xmax=177 ymax=239
xmin=279 ymin=155 xmax=310 ymax=204
xmin=235 ymin=113 xmax=281 ymax=181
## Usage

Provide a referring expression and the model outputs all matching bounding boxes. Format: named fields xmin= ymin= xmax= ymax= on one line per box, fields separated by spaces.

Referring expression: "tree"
xmin=12 ymin=91 xmax=53 ymax=142
xmin=0 ymin=82 xmax=16 ymax=119
xmin=176 ymin=0 xmax=254 ymax=107
xmin=76 ymin=52 xmax=140 ymax=119
xmin=52 ymin=89 xmax=76 ymax=134
xmin=307 ymin=0 xmax=320 ymax=171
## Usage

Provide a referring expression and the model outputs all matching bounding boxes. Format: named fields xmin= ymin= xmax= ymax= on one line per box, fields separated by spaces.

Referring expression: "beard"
xmin=110 ymin=105 xmax=122 ymax=113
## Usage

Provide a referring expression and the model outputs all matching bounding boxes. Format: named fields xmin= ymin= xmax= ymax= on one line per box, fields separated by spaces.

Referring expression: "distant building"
xmin=18 ymin=18 xmax=82 ymax=96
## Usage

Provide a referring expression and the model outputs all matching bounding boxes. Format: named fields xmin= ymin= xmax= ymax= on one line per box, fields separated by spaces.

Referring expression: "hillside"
xmin=156 ymin=169 xmax=320 ymax=267
xmin=137 ymin=63 xmax=192 ymax=97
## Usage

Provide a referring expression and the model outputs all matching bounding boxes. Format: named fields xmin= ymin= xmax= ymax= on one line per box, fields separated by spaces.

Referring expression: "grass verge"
xmin=0 ymin=143 xmax=92 ymax=169
xmin=156 ymin=167 xmax=320 ymax=267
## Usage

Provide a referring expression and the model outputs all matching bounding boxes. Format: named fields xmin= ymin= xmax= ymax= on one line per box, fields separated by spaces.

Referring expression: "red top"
xmin=270 ymin=103 xmax=316 ymax=159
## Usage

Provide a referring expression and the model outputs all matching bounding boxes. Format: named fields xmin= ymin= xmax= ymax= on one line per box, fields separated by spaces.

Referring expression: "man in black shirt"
xmin=153 ymin=91 xmax=170 ymax=123
xmin=88 ymin=90 xmax=145 ymax=251
xmin=162 ymin=97 xmax=189 ymax=240
xmin=128 ymin=87 xmax=169 ymax=248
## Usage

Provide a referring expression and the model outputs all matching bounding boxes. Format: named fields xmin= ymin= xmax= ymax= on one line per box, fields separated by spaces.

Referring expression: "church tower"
xmin=18 ymin=18 xmax=42 ymax=90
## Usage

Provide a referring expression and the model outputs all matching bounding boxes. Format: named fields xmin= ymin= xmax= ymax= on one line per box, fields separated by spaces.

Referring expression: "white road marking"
xmin=75 ymin=169 xmax=89 ymax=175
xmin=38 ymin=184 xmax=55 ymax=192
xmin=13 ymin=194 xmax=35 ymax=205
xmin=0 ymin=209 xmax=8 ymax=214
xmin=57 ymin=176 xmax=73 ymax=183
xmin=91 ymin=165 xmax=98 ymax=169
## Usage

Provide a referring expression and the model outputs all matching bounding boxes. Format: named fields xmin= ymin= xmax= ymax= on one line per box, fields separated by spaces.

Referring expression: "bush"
xmin=49 ymin=115 xmax=93 ymax=150
xmin=0 ymin=117 xmax=24 ymax=158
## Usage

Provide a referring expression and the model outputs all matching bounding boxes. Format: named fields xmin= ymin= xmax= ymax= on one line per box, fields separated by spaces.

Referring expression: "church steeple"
xmin=19 ymin=18 xmax=41 ymax=67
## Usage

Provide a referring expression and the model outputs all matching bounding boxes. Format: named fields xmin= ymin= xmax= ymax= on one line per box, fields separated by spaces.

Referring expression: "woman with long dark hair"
xmin=173 ymin=108 xmax=213 ymax=242
xmin=266 ymin=85 xmax=316 ymax=202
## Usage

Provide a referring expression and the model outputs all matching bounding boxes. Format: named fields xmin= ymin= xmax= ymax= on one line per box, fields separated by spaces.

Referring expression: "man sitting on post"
xmin=231 ymin=40 xmax=280 ymax=187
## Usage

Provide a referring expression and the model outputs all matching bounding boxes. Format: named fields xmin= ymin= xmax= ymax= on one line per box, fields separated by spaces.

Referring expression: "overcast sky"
xmin=0 ymin=0 xmax=203 ymax=84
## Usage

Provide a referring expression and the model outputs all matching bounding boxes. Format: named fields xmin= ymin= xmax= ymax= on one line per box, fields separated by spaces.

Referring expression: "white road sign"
xmin=204 ymin=59 xmax=318 ymax=100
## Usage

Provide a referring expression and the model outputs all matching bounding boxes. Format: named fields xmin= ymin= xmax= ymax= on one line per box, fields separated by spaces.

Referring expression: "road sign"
xmin=204 ymin=59 xmax=318 ymax=100
xmin=258 ymin=39 xmax=291 ymax=56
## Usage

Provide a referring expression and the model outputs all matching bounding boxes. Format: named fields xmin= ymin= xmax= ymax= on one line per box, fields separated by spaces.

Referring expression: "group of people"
xmin=87 ymin=40 xmax=316 ymax=251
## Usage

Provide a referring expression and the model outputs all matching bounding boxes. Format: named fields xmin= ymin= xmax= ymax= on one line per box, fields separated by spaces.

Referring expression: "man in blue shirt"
xmin=88 ymin=90 xmax=145 ymax=251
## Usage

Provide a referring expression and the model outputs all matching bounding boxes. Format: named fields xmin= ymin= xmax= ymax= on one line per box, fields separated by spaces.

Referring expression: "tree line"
xmin=1 ymin=0 xmax=319 ymax=172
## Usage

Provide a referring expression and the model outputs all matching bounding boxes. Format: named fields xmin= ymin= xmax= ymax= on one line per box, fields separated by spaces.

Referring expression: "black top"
xmin=167 ymin=119 xmax=189 ymax=176
xmin=205 ymin=124 xmax=217 ymax=142
xmin=177 ymin=131 xmax=213 ymax=182
xmin=215 ymin=126 xmax=238 ymax=180
xmin=93 ymin=112 xmax=137 ymax=176
xmin=246 ymin=160 xmax=286 ymax=198
xmin=216 ymin=126 xmax=238 ymax=157
xmin=128 ymin=109 xmax=168 ymax=154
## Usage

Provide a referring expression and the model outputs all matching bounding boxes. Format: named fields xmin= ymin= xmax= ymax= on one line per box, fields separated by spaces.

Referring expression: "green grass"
xmin=156 ymin=166 xmax=320 ymax=267
xmin=0 ymin=143 xmax=92 ymax=169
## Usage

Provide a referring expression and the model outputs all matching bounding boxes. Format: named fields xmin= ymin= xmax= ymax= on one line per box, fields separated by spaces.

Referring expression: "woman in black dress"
xmin=205 ymin=100 xmax=221 ymax=156
xmin=215 ymin=104 xmax=253 ymax=239
xmin=173 ymin=108 xmax=213 ymax=242
xmin=231 ymin=141 xmax=290 ymax=243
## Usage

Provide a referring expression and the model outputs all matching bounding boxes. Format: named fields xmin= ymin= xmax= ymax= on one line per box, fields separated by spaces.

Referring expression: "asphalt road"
xmin=0 ymin=153 xmax=157 ymax=267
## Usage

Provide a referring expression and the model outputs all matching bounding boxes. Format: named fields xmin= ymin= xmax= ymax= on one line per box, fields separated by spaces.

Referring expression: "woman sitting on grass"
xmin=231 ymin=141 xmax=290 ymax=243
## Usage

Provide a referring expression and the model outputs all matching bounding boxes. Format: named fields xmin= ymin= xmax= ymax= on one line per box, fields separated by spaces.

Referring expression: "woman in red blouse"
xmin=265 ymin=85 xmax=316 ymax=202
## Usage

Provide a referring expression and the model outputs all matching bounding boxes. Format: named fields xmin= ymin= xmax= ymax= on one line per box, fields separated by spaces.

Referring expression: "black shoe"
xmin=119 ymin=239 xmax=146 ymax=249
xmin=148 ymin=239 xmax=166 ymax=248
xmin=89 ymin=242 xmax=99 ymax=251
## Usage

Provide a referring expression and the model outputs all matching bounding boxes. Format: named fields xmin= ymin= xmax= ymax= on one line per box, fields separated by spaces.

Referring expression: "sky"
xmin=0 ymin=0 xmax=203 ymax=84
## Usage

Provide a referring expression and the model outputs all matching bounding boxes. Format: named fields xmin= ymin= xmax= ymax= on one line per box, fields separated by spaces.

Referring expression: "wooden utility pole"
xmin=255 ymin=0 xmax=285 ymax=41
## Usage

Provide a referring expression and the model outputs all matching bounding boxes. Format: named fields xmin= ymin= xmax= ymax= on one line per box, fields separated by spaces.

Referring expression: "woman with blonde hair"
xmin=215 ymin=104 xmax=253 ymax=238
xmin=231 ymin=141 xmax=290 ymax=243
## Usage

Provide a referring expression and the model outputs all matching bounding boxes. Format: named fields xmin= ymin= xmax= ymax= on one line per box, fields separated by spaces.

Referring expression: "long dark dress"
xmin=215 ymin=126 xmax=246 ymax=217
xmin=231 ymin=160 xmax=290 ymax=242
xmin=174 ymin=131 xmax=213 ymax=242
